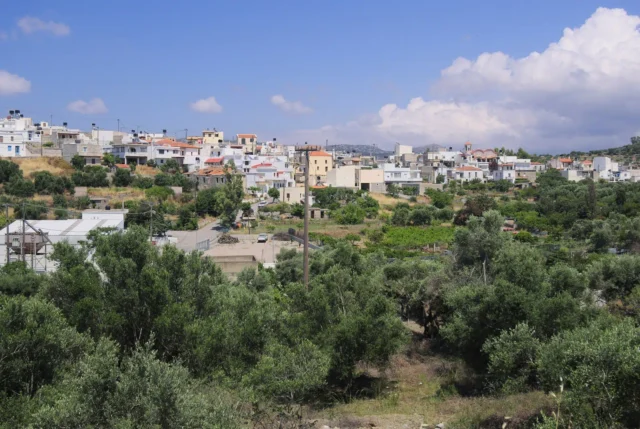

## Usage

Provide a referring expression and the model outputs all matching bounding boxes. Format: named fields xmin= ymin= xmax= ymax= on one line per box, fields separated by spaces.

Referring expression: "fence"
xmin=196 ymin=239 xmax=210 ymax=252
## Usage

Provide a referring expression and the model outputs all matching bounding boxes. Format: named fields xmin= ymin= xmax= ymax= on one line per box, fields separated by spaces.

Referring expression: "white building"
xmin=243 ymin=156 xmax=295 ymax=194
xmin=0 ymin=217 xmax=124 ymax=272
xmin=492 ymin=163 xmax=516 ymax=183
xmin=382 ymin=163 xmax=422 ymax=184
xmin=0 ymin=109 xmax=42 ymax=157
xmin=326 ymin=165 xmax=358 ymax=188
xmin=593 ymin=156 xmax=619 ymax=173
xmin=450 ymin=166 xmax=484 ymax=182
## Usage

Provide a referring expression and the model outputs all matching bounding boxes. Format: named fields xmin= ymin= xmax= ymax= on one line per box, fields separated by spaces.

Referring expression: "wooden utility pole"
xmin=5 ymin=205 xmax=9 ymax=265
xmin=21 ymin=202 xmax=25 ymax=263
xmin=295 ymin=144 xmax=321 ymax=290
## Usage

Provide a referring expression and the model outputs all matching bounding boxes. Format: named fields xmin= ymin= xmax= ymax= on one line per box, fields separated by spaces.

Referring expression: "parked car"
xmin=257 ymin=233 xmax=268 ymax=243
xmin=258 ymin=201 xmax=267 ymax=207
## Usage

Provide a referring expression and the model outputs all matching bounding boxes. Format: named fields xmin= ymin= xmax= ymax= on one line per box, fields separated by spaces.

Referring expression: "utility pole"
xmin=50 ymin=114 xmax=53 ymax=126
xmin=117 ymin=119 xmax=120 ymax=133
xmin=184 ymin=129 xmax=188 ymax=141
xmin=5 ymin=204 xmax=9 ymax=265
xmin=21 ymin=202 xmax=25 ymax=263
xmin=149 ymin=202 xmax=154 ymax=242
xmin=295 ymin=144 xmax=321 ymax=291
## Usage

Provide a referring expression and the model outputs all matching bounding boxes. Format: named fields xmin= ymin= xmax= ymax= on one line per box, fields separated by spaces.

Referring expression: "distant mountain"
xmin=560 ymin=137 xmax=640 ymax=158
xmin=326 ymin=144 xmax=393 ymax=157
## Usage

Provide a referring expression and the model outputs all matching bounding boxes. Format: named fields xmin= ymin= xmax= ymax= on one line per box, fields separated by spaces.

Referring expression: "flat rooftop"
xmin=0 ymin=219 xmax=122 ymax=236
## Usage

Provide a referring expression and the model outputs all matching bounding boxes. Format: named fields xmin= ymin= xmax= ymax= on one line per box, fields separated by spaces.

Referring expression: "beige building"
xmin=237 ymin=134 xmax=257 ymax=154
xmin=357 ymin=168 xmax=385 ymax=192
xmin=279 ymin=186 xmax=313 ymax=205
xmin=326 ymin=165 xmax=358 ymax=188
xmin=308 ymin=150 xmax=333 ymax=182
xmin=202 ymin=129 xmax=224 ymax=144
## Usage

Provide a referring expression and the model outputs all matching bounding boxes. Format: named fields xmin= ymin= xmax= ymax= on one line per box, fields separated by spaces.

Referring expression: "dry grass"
xmin=12 ymin=157 xmax=73 ymax=177
xmin=135 ymin=165 xmax=160 ymax=176
xmin=87 ymin=187 xmax=147 ymax=206
xmin=313 ymin=328 xmax=553 ymax=429
xmin=370 ymin=193 xmax=429 ymax=207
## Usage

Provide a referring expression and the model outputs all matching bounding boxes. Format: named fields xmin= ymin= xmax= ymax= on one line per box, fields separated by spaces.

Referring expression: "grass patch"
xmin=13 ymin=157 xmax=73 ymax=177
xmin=383 ymin=226 xmax=455 ymax=248
xmin=135 ymin=165 xmax=160 ymax=176
xmin=314 ymin=328 xmax=552 ymax=428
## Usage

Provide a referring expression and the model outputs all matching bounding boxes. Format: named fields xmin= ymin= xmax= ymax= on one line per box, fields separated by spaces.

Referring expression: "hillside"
xmin=326 ymin=144 xmax=393 ymax=157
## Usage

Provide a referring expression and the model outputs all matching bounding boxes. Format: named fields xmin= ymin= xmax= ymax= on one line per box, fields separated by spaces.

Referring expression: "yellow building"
xmin=202 ymin=129 xmax=224 ymax=144
xmin=309 ymin=151 xmax=333 ymax=182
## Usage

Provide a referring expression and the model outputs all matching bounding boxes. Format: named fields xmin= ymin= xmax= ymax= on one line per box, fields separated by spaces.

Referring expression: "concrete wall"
xmin=210 ymin=255 xmax=258 ymax=276
xmin=326 ymin=165 xmax=357 ymax=188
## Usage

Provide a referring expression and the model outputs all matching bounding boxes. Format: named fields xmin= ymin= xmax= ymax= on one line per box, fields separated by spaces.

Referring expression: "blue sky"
xmin=2 ymin=1 xmax=640 ymax=152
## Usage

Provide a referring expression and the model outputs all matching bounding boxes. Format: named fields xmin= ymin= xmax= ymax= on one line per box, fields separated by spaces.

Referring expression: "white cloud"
xmin=17 ymin=16 xmax=70 ymax=36
xmin=271 ymin=94 xmax=313 ymax=114
xmin=0 ymin=70 xmax=31 ymax=95
xmin=301 ymin=7 xmax=640 ymax=153
xmin=190 ymin=96 xmax=222 ymax=113
xmin=67 ymin=98 xmax=108 ymax=115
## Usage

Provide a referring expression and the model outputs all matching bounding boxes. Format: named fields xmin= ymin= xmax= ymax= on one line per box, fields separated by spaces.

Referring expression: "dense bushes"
xmin=71 ymin=166 xmax=109 ymax=187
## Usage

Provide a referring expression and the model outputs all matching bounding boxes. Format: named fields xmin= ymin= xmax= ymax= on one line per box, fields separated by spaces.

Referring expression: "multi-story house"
xmin=492 ymin=163 xmax=516 ymax=183
xmin=236 ymin=134 xmax=257 ymax=154
xmin=308 ymin=150 xmax=333 ymax=183
xmin=0 ymin=110 xmax=42 ymax=157
xmin=449 ymin=165 xmax=484 ymax=182
xmin=202 ymin=129 xmax=223 ymax=144
xmin=382 ymin=163 xmax=422 ymax=192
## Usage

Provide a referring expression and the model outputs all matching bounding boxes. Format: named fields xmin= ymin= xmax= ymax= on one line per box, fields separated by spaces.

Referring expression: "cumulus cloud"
xmin=67 ymin=98 xmax=108 ymax=115
xmin=190 ymin=96 xmax=223 ymax=113
xmin=301 ymin=7 xmax=640 ymax=153
xmin=17 ymin=16 xmax=70 ymax=36
xmin=0 ymin=70 xmax=31 ymax=95
xmin=271 ymin=94 xmax=313 ymax=114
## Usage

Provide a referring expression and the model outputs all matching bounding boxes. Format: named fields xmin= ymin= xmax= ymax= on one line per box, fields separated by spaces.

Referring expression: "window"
xmin=250 ymin=138 xmax=254 ymax=142
xmin=159 ymin=149 xmax=164 ymax=154
xmin=325 ymin=160 xmax=328 ymax=164
xmin=325 ymin=167 xmax=328 ymax=172
xmin=91 ymin=158 xmax=96 ymax=165
xmin=10 ymin=136 xmax=14 ymax=142
xmin=241 ymin=138 xmax=246 ymax=145
xmin=83 ymin=147 xmax=87 ymax=153
xmin=314 ymin=160 xmax=317 ymax=164
xmin=8 ymin=146 xmax=11 ymax=151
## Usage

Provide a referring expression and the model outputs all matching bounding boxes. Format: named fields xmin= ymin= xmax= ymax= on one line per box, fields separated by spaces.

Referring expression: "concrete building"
xmin=549 ymin=157 xmax=574 ymax=169
xmin=236 ymin=134 xmax=258 ymax=154
xmin=62 ymin=143 xmax=104 ymax=165
xmin=356 ymin=168 xmax=385 ymax=192
xmin=279 ymin=186 xmax=313 ymax=205
xmin=202 ymin=129 xmax=224 ymax=144
xmin=394 ymin=143 xmax=412 ymax=157
xmin=189 ymin=167 xmax=230 ymax=189
xmin=593 ymin=156 xmax=619 ymax=173
xmin=326 ymin=165 xmax=358 ymax=188
xmin=382 ymin=163 xmax=422 ymax=184
xmin=492 ymin=163 xmax=516 ymax=183
xmin=0 ymin=218 xmax=124 ymax=272
xmin=308 ymin=150 xmax=333 ymax=183
xmin=0 ymin=109 xmax=41 ymax=157
xmin=450 ymin=166 xmax=484 ymax=182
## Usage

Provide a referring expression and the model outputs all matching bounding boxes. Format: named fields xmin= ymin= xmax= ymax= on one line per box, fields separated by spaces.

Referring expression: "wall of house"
xmin=326 ymin=165 xmax=357 ymax=188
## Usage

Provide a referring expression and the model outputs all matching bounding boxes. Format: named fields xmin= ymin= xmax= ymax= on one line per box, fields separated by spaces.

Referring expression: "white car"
xmin=258 ymin=201 xmax=267 ymax=207
xmin=257 ymin=233 xmax=268 ymax=243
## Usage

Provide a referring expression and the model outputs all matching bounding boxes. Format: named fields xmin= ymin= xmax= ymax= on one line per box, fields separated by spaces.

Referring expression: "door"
xmin=15 ymin=146 xmax=20 ymax=155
